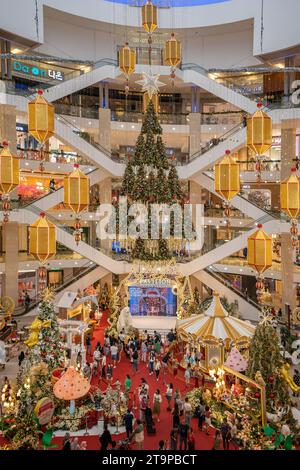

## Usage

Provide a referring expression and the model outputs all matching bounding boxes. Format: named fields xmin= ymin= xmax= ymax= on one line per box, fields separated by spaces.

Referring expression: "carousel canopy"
xmin=176 ymin=292 xmax=255 ymax=342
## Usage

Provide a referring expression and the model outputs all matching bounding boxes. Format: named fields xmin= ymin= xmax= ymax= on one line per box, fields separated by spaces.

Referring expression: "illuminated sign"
xmin=13 ymin=61 xmax=64 ymax=81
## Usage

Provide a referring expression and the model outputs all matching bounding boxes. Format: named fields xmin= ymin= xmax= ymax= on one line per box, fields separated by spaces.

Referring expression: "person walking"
xmin=139 ymin=392 xmax=149 ymax=423
xmin=196 ymin=400 xmax=205 ymax=431
xmin=188 ymin=428 xmax=196 ymax=450
xmin=141 ymin=341 xmax=148 ymax=363
xmin=148 ymin=351 xmax=155 ymax=376
xmin=18 ymin=350 xmax=25 ymax=367
xmin=110 ymin=343 xmax=118 ymax=368
xmin=101 ymin=354 xmax=107 ymax=379
xmin=24 ymin=293 xmax=31 ymax=312
xmin=154 ymin=358 xmax=161 ymax=382
xmin=220 ymin=417 xmax=231 ymax=450
xmin=212 ymin=429 xmax=222 ymax=450
xmin=183 ymin=397 xmax=193 ymax=429
xmin=178 ymin=418 xmax=189 ymax=451
xmin=165 ymin=383 xmax=173 ymax=411
xmin=203 ymin=405 xmax=212 ymax=435
xmin=124 ymin=409 xmax=134 ymax=439
xmin=99 ymin=424 xmax=113 ymax=451
xmin=184 ymin=364 xmax=191 ymax=389
xmin=153 ymin=389 xmax=162 ymax=423
xmin=132 ymin=420 xmax=144 ymax=450
xmin=172 ymin=402 xmax=180 ymax=429
xmin=85 ymin=335 xmax=92 ymax=357
xmin=132 ymin=348 xmax=139 ymax=374
xmin=125 ymin=374 xmax=132 ymax=394
xmin=170 ymin=428 xmax=178 ymax=450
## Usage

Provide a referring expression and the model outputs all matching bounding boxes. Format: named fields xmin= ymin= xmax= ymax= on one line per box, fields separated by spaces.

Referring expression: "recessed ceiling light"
xmin=121 ymin=124 xmax=124 ymax=128
xmin=58 ymin=214 xmax=62 ymax=217
xmin=131 ymin=125 xmax=135 ymax=129
xmin=25 ymin=162 xmax=29 ymax=166
xmin=172 ymin=127 xmax=176 ymax=131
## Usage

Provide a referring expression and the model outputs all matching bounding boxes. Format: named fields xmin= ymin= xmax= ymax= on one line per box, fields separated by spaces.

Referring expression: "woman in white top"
xmin=153 ymin=389 xmax=162 ymax=422
xmin=154 ymin=359 xmax=161 ymax=382
xmin=166 ymin=383 xmax=173 ymax=411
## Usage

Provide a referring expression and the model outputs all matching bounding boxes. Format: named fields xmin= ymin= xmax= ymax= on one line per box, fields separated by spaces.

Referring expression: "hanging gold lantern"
xmin=280 ymin=167 xmax=300 ymax=247
xmin=143 ymin=93 xmax=159 ymax=113
xmin=247 ymin=223 xmax=272 ymax=302
xmin=64 ymin=164 xmax=89 ymax=245
xmin=0 ymin=141 xmax=20 ymax=223
xmin=142 ymin=1 xmax=158 ymax=35
xmin=29 ymin=212 xmax=56 ymax=263
xmin=164 ymin=33 xmax=181 ymax=79
xmin=247 ymin=102 xmax=272 ymax=183
xmin=214 ymin=149 xmax=240 ymax=222
xmin=119 ymin=43 xmax=136 ymax=95
xmin=28 ymin=90 xmax=54 ymax=171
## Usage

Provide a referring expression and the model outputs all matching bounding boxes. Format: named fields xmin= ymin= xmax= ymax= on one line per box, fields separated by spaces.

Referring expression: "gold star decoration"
xmin=40 ymin=287 xmax=55 ymax=302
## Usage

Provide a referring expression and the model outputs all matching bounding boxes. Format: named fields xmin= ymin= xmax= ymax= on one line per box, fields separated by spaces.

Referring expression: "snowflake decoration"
xmin=135 ymin=72 xmax=166 ymax=99
xmin=259 ymin=308 xmax=278 ymax=328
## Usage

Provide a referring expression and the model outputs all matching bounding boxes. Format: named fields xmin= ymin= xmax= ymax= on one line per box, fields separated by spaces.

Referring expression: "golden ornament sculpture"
xmin=164 ymin=33 xmax=181 ymax=79
xmin=119 ymin=43 xmax=136 ymax=95
xmin=64 ymin=164 xmax=89 ymax=245
xmin=214 ymin=149 xmax=240 ymax=221
xmin=29 ymin=212 xmax=56 ymax=263
xmin=24 ymin=317 xmax=52 ymax=348
xmin=28 ymin=90 xmax=54 ymax=145
xmin=280 ymin=167 xmax=300 ymax=247
xmin=142 ymin=0 xmax=158 ymax=35
xmin=247 ymin=224 xmax=272 ymax=302
xmin=281 ymin=363 xmax=300 ymax=393
xmin=0 ymin=141 xmax=20 ymax=223
xmin=247 ymin=102 xmax=272 ymax=182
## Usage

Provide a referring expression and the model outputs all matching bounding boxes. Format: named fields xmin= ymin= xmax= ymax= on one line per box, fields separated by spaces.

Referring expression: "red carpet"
xmin=0 ymin=311 xmax=237 ymax=451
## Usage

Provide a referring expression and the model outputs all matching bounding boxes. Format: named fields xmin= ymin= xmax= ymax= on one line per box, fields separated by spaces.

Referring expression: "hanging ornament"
xmin=142 ymin=0 xmax=158 ymax=37
xmin=136 ymin=72 xmax=166 ymax=99
xmin=164 ymin=33 xmax=181 ymax=80
xmin=247 ymin=102 xmax=272 ymax=183
xmin=29 ymin=212 xmax=56 ymax=263
xmin=0 ymin=141 xmax=20 ymax=223
xmin=214 ymin=149 xmax=240 ymax=225
xmin=247 ymin=224 xmax=272 ymax=302
xmin=119 ymin=42 xmax=136 ymax=95
xmin=28 ymin=90 xmax=54 ymax=171
xmin=280 ymin=167 xmax=300 ymax=248
xmin=64 ymin=164 xmax=89 ymax=245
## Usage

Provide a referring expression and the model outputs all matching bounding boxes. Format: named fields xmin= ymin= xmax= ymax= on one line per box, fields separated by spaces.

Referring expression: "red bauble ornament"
xmin=269 ymin=393 xmax=275 ymax=399
xmin=255 ymin=392 xmax=261 ymax=399
xmin=268 ymin=376 xmax=274 ymax=383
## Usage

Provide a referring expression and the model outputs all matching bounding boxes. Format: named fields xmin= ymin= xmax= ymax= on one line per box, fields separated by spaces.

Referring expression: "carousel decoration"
xmin=214 ymin=149 xmax=240 ymax=225
xmin=0 ymin=141 xmax=19 ymax=223
xmin=247 ymin=224 xmax=272 ymax=302
xmin=247 ymin=102 xmax=272 ymax=183
xmin=64 ymin=164 xmax=89 ymax=244
xmin=176 ymin=292 xmax=255 ymax=371
xmin=28 ymin=90 xmax=54 ymax=172
xmin=29 ymin=212 xmax=56 ymax=263
xmin=280 ymin=167 xmax=300 ymax=248
xmin=164 ymin=32 xmax=182 ymax=80
xmin=119 ymin=42 xmax=136 ymax=96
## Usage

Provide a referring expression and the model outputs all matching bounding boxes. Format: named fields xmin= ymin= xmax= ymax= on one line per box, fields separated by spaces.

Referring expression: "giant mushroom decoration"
xmin=53 ymin=366 xmax=90 ymax=414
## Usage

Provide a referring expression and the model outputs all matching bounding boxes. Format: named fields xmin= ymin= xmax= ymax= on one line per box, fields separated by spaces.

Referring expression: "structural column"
xmin=2 ymin=222 xmax=19 ymax=304
xmin=188 ymin=112 xmax=201 ymax=158
xmin=281 ymin=128 xmax=297 ymax=312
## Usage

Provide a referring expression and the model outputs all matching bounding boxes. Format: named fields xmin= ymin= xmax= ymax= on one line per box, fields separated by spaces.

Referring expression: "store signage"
xmin=16 ymin=122 xmax=28 ymax=132
xmin=13 ymin=61 xmax=64 ymax=81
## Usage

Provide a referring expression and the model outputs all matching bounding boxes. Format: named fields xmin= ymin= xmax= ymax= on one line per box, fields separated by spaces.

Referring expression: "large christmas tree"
xmin=120 ymin=100 xmax=185 ymax=260
xmin=246 ymin=317 xmax=291 ymax=417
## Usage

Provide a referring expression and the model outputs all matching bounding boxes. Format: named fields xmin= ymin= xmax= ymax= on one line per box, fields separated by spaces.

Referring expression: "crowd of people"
xmin=68 ymin=327 xmax=239 ymax=451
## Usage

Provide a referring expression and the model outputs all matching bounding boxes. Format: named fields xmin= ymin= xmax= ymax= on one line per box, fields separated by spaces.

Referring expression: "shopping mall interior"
xmin=0 ymin=0 xmax=300 ymax=455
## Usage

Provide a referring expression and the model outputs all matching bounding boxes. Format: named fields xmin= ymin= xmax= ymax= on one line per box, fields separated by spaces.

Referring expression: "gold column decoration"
xmin=247 ymin=102 xmax=272 ymax=183
xmin=28 ymin=90 xmax=54 ymax=171
xmin=247 ymin=223 xmax=272 ymax=302
xmin=214 ymin=149 xmax=240 ymax=229
xmin=29 ymin=212 xmax=56 ymax=263
xmin=64 ymin=164 xmax=89 ymax=245
xmin=164 ymin=33 xmax=181 ymax=79
xmin=119 ymin=42 xmax=136 ymax=95
xmin=143 ymin=93 xmax=159 ymax=113
xmin=280 ymin=167 xmax=300 ymax=248
xmin=0 ymin=141 xmax=20 ymax=223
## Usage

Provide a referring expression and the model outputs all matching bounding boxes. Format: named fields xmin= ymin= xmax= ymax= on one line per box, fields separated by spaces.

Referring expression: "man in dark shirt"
xmin=178 ymin=419 xmax=189 ymax=450
xmin=99 ymin=424 xmax=112 ymax=451
xmin=124 ymin=409 xmax=134 ymax=438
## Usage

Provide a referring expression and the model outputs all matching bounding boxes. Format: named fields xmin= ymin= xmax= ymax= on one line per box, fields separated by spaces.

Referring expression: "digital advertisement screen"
xmin=128 ymin=286 xmax=177 ymax=317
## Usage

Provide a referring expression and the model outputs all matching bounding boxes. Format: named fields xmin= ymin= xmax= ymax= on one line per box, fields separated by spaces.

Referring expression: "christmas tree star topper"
xmin=135 ymin=72 xmax=166 ymax=99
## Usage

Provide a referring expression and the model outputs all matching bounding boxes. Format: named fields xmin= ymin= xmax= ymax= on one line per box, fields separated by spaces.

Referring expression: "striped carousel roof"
xmin=176 ymin=292 xmax=255 ymax=342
